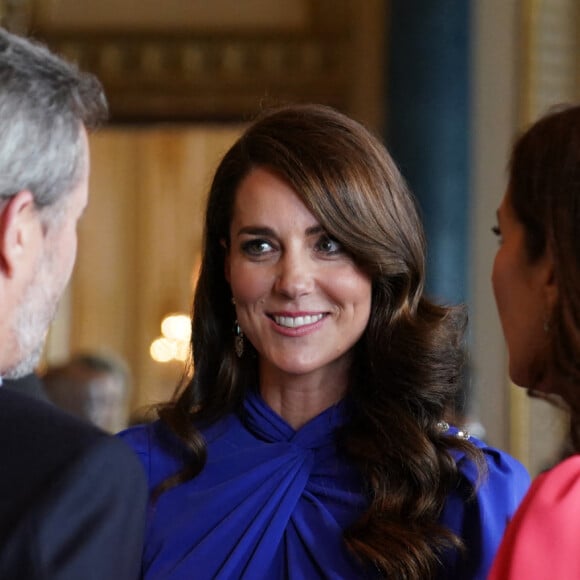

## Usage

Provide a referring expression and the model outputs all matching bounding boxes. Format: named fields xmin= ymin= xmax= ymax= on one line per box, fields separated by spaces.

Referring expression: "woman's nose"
xmin=274 ymin=252 xmax=314 ymax=298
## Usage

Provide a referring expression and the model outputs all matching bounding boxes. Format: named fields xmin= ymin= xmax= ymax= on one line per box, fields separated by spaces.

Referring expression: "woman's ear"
xmin=0 ymin=191 xmax=41 ymax=277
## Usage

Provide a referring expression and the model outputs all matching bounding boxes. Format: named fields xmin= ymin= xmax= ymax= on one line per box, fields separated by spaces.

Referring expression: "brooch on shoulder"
xmin=437 ymin=420 xmax=470 ymax=440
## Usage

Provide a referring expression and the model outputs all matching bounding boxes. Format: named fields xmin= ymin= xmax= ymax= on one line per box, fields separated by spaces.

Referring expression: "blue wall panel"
xmin=386 ymin=0 xmax=470 ymax=305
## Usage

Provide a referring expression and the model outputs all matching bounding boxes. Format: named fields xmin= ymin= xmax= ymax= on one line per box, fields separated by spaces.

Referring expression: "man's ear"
xmin=0 ymin=191 xmax=41 ymax=277
xmin=220 ymin=238 xmax=231 ymax=284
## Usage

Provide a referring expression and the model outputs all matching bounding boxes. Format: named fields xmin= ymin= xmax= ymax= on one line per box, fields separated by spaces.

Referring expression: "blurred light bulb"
xmin=150 ymin=337 xmax=177 ymax=363
xmin=175 ymin=340 xmax=189 ymax=362
xmin=161 ymin=313 xmax=191 ymax=342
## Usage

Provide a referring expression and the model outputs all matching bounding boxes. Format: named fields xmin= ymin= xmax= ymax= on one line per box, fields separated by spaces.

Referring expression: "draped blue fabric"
xmin=119 ymin=391 xmax=530 ymax=579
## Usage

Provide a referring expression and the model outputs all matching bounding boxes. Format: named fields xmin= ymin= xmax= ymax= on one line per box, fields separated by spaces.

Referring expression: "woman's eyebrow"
xmin=236 ymin=226 xmax=275 ymax=237
xmin=236 ymin=224 xmax=325 ymax=237
xmin=306 ymin=225 xmax=324 ymax=236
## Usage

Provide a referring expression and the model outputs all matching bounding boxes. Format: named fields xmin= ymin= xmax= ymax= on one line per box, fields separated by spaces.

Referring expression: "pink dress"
xmin=489 ymin=454 xmax=580 ymax=579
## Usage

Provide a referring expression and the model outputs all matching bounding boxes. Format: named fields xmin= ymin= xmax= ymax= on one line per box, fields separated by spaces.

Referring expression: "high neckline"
xmin=241 ymin=389 xmax=350 ymax=450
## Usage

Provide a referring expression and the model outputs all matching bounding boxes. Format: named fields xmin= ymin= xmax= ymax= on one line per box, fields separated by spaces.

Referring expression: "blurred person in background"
xmin=43 ymin=352 xmax=131 ymax=433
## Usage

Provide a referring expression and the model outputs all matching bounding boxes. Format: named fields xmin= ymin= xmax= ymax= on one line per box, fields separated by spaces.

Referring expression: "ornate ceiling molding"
xmin=20 ymin=0 xmax=354 ymax=122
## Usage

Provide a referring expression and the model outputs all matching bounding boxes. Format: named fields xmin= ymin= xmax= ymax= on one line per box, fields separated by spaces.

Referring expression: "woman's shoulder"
xmin=439 ymin=428 xmax=531 ymax=578
xmin=117 ymin=415 xmax=241 ymax=486
xmin=445 ymin=426 xmax=531 ymax=521
xmin=517 ymin=454 xmax=580 ymax=517
xmin=489 ymin=455 xmax=580 ymax=579
xmin=118 ymin=413 xmax=238 ymax=451
xmin=509 ymin=454 xmax=580 ymax=526
xmin=117 ymin=420 xmax=166 ymax=456
xmin=117 ymin=421 xmax=176 ymax=481
xmin=445 ymin=425 xmax=530 ymax=488
xmin=531 ymin=453 xmax=580 ymax=493
xmin=474 ymin=434 xmax=529 ymax=477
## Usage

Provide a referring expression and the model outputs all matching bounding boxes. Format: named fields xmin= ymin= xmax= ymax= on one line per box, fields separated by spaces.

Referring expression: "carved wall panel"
xmin=7 ymin=0 xmax=362 ymax=122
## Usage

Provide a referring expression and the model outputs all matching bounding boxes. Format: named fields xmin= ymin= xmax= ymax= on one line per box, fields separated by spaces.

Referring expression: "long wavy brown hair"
xmin=508 ymin=104 xmax=580 ymax=450
xmin=159 ymin=103 xmax=482 ymax=577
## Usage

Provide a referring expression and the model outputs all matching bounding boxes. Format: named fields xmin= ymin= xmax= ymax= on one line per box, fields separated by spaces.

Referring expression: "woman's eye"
xmin=241 ymin=239 xmax=274 ymax=256
xmin=316 ymin=235 xmax=343 ymax=254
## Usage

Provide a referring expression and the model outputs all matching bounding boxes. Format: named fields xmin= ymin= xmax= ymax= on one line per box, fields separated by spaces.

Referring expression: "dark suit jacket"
xmin=2 ymin=373 xmax=51 ymax=404
xmin=0 ymin=387 xmax=147 ymax=579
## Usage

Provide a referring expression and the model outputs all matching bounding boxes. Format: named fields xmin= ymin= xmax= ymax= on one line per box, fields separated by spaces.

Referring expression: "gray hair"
xmin=0 ymin=28 xmax=107 ymax=219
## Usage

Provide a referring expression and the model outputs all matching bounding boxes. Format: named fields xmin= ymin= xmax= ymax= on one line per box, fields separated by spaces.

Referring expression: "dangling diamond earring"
xmin=234 ymin=321 xmax=244 ymax=358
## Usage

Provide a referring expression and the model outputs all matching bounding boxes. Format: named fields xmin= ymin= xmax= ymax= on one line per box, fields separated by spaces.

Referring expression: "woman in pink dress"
xmin=489 ymin=104 xmax=580 ymax=579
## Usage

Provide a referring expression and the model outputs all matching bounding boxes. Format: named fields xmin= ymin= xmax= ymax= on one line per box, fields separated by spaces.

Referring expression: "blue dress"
xmin=119 ymin=391 xmax=530 ymax=579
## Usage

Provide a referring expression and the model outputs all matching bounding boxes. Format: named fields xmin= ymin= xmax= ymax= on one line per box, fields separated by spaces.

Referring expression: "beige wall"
xmin=49 ymin=127 xmax=241 ymax=414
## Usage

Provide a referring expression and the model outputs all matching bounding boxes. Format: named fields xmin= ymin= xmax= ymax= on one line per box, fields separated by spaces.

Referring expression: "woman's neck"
xmin=259 ymin=364 xmax=349 ymax=430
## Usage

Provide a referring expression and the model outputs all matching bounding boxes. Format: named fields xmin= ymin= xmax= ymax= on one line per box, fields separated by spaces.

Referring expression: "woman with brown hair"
xmin=489 ymin=104 xmax=580 ymax=579
xmin=120 ymin=104 xmax=529 ymax=579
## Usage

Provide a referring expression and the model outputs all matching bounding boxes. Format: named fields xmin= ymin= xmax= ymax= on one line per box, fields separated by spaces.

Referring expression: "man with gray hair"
xmin=0 ymin=28 xmax=147 ymax=578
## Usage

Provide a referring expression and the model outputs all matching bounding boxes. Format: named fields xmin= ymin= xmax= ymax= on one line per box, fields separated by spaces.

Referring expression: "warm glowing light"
xmin=150 ymin=312 xmax=192 ymax=363
xmin=161 ymin=313 xmax=191 ymax=341
xmin=174 ymin=340 xmax=189 ymax=362
xmin=150 ymin=337 xmax=177 ymax=363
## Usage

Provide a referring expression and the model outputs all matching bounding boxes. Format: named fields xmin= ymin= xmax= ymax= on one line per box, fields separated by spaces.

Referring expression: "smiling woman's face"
xmin=225 ymin=166 xmax=372 ymax=391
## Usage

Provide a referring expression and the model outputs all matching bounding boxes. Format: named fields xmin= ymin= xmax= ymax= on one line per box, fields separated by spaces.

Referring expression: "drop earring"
xmin=234 ymin=321 xmax=244 ymax=358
